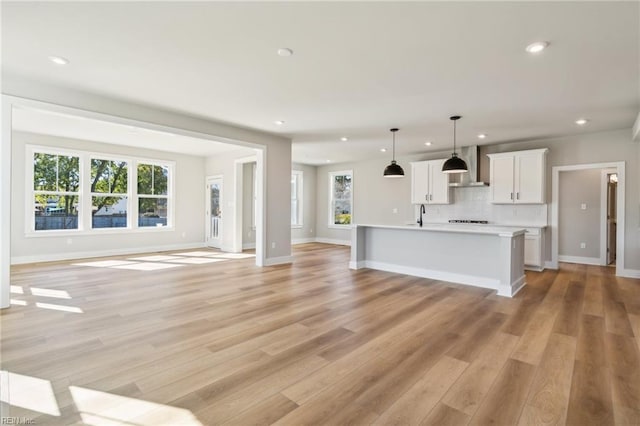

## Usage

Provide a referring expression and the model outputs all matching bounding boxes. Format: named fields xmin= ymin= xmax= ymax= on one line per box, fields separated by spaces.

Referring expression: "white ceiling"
xmin=12 ymin=107 xmax=250 ymax=157
xmin=2 ymin=2 xmax=639 ymax=165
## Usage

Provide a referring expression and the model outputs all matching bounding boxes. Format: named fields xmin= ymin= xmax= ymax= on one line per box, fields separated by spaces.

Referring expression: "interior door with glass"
xmin=206 ymin=177 xmax=222 ymax=248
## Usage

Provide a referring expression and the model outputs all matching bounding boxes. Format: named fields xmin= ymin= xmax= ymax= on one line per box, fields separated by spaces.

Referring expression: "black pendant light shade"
xmin=383 ymin=128 xmax=405 ymax=178
xmin=442 ymin=115 xmax=468 ymax=174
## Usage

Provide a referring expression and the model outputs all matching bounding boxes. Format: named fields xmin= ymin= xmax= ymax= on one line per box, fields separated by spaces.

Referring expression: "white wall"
xmin=11 ymin=131 xmax=205 ymax=263
xmin=292 ymin=163 xmax=317 ymax=242
xmin=242 ymin=162 xmax=317 ymax=248
xmin=558 ymin=169 xmax=601 ymax=259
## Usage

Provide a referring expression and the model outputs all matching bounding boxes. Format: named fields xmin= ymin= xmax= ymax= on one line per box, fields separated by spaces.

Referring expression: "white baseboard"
xmin=544 ymin=261 xmax=558 ymax=270
xmin=619 ymin=268 xmax=640 ymax=279
xmin=315 ymin=237 xmax=351 ymax=246
xmin=242 ymin=242 xmax=256 ymax=250
xmin=292 ymin=237 xmax=316 ymax=245
xmin=508 ymin=275 xmax=527 ymax=297
xmin=11 ymin=242 xmax=206 ymax=265
xmin=558 ymin=255 xmax=602 ymax=266
xmin=263 ymin=255 xmax=294 ymax=266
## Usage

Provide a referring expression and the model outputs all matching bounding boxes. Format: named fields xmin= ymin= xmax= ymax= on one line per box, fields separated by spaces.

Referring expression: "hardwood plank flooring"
xmin=1 ymin=243 xmax=639 ymax=425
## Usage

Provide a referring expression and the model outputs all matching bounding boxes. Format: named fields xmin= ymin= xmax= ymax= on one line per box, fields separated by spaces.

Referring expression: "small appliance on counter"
xmin=448 ymin=219 xmax=489 ymax=224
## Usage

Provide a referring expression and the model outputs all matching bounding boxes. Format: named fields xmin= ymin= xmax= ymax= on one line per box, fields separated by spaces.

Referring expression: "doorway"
xmin=205 ymin=176 xmax=223 ymax=249
xmin=605 ymin=172 xmax=617 ymax=265
xmin=551 ymin=161 xmax=625 ymax=275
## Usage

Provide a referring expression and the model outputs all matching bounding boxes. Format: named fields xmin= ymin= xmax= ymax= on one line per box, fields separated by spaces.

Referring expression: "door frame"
xmin=600 ymin=168 xmax=617 ymax=266
xmin=205 ymin=175 xmax=223 ymax=249
xmin=550 ymin=161 xmax=625 ymax=276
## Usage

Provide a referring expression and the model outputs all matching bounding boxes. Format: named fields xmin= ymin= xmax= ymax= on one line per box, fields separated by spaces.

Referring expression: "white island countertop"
xmin=355 ymin=223 xmax=526 ymax=237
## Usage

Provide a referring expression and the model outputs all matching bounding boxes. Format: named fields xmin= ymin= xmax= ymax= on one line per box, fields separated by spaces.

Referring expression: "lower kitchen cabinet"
xmin=524 ymin=227 xmax=545 ymax=271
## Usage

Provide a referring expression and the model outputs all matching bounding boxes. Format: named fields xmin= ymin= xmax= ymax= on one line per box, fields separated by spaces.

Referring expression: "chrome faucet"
xmin=417 ymin=204 xmax=426 ymax=227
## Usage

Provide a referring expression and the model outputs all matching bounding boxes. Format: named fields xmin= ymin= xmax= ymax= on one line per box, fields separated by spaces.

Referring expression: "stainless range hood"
xmin=448 ymin=145 xmax=489 ymax=187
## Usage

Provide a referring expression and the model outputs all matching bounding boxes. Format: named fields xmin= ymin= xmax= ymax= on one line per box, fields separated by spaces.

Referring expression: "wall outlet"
xmin=580 ymin=242 xmax=586 ymax=249
xmin=271 ymin=242 xmax=276 ymax=249
xmin=66 ymin=238 xmax=72 ymax=245
xmin=581 ymin=203 xmax=587 ymax=210
xmin=310 ymin=228 xmax=313 ymax=234
xmin=392 ymin=208 xmax=398 ymax=214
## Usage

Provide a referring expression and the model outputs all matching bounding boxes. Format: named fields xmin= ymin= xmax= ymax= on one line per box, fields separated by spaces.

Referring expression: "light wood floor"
xmin=2 ymin=243 xmax=640 ymax=425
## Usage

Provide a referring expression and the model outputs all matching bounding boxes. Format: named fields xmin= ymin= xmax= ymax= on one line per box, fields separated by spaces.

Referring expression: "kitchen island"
xmin=349 ymin=223 xmax=526 ymax=297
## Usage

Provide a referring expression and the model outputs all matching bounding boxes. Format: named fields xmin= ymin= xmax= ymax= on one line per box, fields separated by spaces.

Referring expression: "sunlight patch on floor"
xmin=128 ymin=255 xmax=183 ymax=262
xmin=69 ymin=386 xmax=203 ymax=426
xmin=0 ymin=371 xmax=61 ymax=416
xmin=31 ymin=287 xmax=71 ymax=299
xmin=35 ymin=302 xmax=83 ymax=313
xmin=9 ymin=299 xmax=27 ymax=306
xmin=112 ymin=263 xmax=183 ymax=271
xmin=10 ymin=285 xmax=23 ymax=294
xmin=166 ymin=257 xmax=225 ymax=264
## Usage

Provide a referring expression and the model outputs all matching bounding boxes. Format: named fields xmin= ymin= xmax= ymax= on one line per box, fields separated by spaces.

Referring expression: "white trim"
xmin=558 ymin=255 xmax=602 ymax=266
xmin=292 ymin=237 xmax=316 ymax=245
xmin=263 ymin=255 xmax=294 ymax=266
xmin=10 ymin=242 xmax=205 ymax=265
xmin=242 ymin=242 xmax=256 ymax=250
xmin=291 ymin=169 xmax=303 ymax=227
xmin=1 ymin=98 xmax=12 ymax=308
xmin=315 ymin=237 xmax=351 ymax=246
xmin=544 ymin=260 xmax=557 ymax=270
xmin=328 ymin=170 xmax=354 ymax=228
xmin=349 ymin=260 xmax=524 ymax=298
xmin=620 ymin=269 xmax=640 ymax=279
xmin=551 ymin=162 xmax=625 ymax=275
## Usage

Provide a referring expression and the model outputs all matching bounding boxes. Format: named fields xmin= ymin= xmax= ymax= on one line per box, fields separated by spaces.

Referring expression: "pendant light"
xmin=442 ymin=115 xmax=468 ymax=174
xmin=383 ymin=128 xmax=405 ymax=178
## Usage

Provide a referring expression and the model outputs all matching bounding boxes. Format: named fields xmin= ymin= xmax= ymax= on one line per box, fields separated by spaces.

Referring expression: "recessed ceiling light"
xmin=575 ymin=118 xmax=589 ymax=125
xmin=525 ymin=41 xmax=549 ymax=54
xmin=277 ymin=48 xmax=293 ymax=57
xmin=425 ymin=141 xmax=432 ymax=146
xmin=326 ymin=159 xmax=331 ymax=163
xmin=340 ymin=137 xmax=348 ymax=142
xmin=380 ymin=148 xmax=387 ymax=152
xmin=478 ymin=133 xmax=487 ymax=139
xmin=274 ymin=120 xmax=285 ymax=125
xmin=48 ymin=56 xmax=69 ymax=65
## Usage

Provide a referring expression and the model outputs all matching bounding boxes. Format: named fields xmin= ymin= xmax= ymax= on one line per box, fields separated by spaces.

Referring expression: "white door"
xmin=490 ymin=156 xmax=515 ymax=203
xmin=428 ymin=159 xmax=450 ymax=204
xmin=206 ymin=177 xmax=222 ymax=248
xmin=515 ymin=152 xmax=545 ymax=203
xmin=411 ymin=161 xmax=430 ymax=204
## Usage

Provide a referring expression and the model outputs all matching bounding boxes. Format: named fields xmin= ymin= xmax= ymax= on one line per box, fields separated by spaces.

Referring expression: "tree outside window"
xmin=33 ymin=152 xmax=80 ymax=230
xmin=329 ymin=171 xmax=353 ymax=226
xmin=91 ymin=159 xmax=128 ymax=228
xmin=137 ymin=163 xmax=169 ymax=227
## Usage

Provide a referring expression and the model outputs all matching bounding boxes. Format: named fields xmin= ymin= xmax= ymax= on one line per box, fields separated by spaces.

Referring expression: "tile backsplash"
xmin=416 ymin=187 xmax=548 ymax=226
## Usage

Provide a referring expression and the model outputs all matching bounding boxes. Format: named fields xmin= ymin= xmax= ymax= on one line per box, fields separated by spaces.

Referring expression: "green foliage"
xmin=138 ymin=164 xmax=168 ymax=195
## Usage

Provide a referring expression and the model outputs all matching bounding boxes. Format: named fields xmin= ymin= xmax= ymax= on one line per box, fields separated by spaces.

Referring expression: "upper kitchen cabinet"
xmin=487 ymin=148 xmax=549 ymax=204
xmin=410 ymin=159 xmax=450 ymax=204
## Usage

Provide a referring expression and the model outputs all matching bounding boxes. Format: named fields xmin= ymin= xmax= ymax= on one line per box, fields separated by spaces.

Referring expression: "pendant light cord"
xmin=392 ymin=131 xmax=396 ymax=162
xmin=453 ymin=119 xmax=457 ymax=155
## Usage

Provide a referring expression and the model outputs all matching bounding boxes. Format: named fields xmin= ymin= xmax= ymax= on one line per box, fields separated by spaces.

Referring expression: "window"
xmin=137 ymin=163 xmax=170 ymax=227
xmin=91 ymin=158 xmax=128 ymax=228
xmin=33 ymin=151 xmax=80 ymax=231
xmin=291 ymin=170 xmax=303 ymax=227
xmin=27 ymin=145 xmax=173 ymax=234
xmin=329 ymin=170 xmax=353 ymax=227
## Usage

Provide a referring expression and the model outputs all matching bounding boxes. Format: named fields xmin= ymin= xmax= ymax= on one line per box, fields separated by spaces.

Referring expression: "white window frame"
xmin=25 ymin=144 xmax=175 ymax=236
xmin=328 ymin=170 xmax=353 ymax=229
xmin=291 ymin=170 xmax=303 ymax=228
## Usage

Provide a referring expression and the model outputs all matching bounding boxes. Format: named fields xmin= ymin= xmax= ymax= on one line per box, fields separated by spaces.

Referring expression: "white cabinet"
xmin=524 ymin=227 xmax=544 ymax=271
xmin=487 ymin=149 xmax=548 ymax=204
xmin=410 ymin=159 xmax=450 ymax=204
